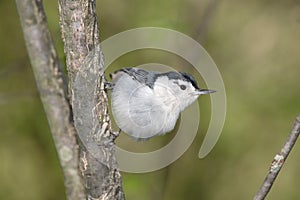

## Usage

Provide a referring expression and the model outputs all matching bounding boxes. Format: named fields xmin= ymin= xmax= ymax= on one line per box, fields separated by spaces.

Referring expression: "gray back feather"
xmin=119 ymin=67 xmax=158 ymax=89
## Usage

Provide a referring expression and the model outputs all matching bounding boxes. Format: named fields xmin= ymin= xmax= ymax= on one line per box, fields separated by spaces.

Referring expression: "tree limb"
xmin=254 ymin=115 xmax=300 ymax=200
xmin=58 ymin=0 xmax=125 ymax=199
xmin=15 ymin=0 xmax=85 ymax=199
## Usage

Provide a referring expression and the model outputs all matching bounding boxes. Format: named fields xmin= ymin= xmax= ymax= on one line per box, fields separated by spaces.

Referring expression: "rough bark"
xmin=15 ymin=0 xmax=85 ymax=199
xmin=58 ymin=0 xmax=125 ymax=199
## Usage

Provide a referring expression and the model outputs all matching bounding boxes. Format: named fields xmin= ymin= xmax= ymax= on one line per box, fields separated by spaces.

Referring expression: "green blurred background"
xmin=1 ymin=0 xmax=300 ymax=199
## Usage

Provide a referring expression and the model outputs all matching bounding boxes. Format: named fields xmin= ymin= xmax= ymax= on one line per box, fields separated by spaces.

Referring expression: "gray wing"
xmin=118 ymin=67 xmax=159 ymax=89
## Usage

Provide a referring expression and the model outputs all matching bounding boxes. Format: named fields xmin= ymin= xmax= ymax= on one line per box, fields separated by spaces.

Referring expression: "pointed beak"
xmin=196 ymin=89 xmax=216 ymax=95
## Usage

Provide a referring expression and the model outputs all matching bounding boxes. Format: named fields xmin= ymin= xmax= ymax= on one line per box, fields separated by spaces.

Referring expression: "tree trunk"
xmin=15 ymin=0 xmax=85 ymax=199
xmin=15 ymin=0 xmax=125 ymax=199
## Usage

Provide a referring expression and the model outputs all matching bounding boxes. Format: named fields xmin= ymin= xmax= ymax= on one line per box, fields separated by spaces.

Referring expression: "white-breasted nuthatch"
xmin=109 ymin=67 xmax=215 ymax=140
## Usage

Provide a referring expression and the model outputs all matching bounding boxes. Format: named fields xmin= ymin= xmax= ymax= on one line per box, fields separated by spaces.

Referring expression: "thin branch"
xmin=195 ymin=0 xmax=219 ymax=43
xmin=254 ymin=115 xmax=300 ymax=200
xmin=58 ymin=0 xmax=125 ymax=199
xmin=15 ymin=0 xmax=85 ymax=199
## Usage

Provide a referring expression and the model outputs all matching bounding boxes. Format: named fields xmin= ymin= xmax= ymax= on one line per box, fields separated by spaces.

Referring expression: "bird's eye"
xmin=180 ymin=85 xmax=186 ymax=90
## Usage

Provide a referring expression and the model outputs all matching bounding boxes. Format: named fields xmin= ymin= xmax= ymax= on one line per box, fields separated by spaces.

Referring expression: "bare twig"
xmin=254 ymin=115 xmax=300 ymax=200
xmin=15 ymin=0 xmax=85 ymax=199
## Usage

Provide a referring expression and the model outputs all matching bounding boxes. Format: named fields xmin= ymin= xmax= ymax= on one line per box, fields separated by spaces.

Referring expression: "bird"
xmin=109 ymin=67 xmax=215 ymax=140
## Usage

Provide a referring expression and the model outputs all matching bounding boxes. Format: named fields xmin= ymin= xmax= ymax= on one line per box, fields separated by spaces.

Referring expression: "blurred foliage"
xmin=1 ymin=0 xmax=300 ymax=199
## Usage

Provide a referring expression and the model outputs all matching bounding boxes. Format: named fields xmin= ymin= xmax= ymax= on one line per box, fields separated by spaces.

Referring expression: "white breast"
xmin=111 ymin=73 xmax=181 ymax=139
